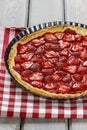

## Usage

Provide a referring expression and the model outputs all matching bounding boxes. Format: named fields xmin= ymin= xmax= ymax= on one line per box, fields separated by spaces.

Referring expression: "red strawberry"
xmin=31 ymin=55 xmax=43 ymax=63
xmin=80 ymin=51 xmax=87 ymax=59
xmin=63 ymin=65 xmax=77 ymax=74
xmin=84 ymin=35 xmax=87 ymax=41
xmin=60 ymin=49 xmax=69 ymax=56
xmin=78 ymin=65 xmax=87 ymax=73
xmin=44 ymin=76 xmax=52 ymax=83
xmin=71 ymin=44 xmax=83 ymax=52
xmin=44 ymin=83 xmax=56 ymax=90
xmin=44 ymin=33 xmax=57 ymax=43
xmin=30 ymin=63 xmax=41 ymax=72
xmin=83 ymin=60 xmax=87 ymax=67
xmin=14 ymin=55 xmax=24 ymax=63
xmin=58 ymin=83 xmax=70 ymax=93
xmin=73 ymin=74 xmax=83 ymax=82
xmin=26 ymin=43 xmax=36 ymax=52
xmin=59 ymin=40 xmax=70 ymax=49
xmin=21 ymin=70 xmax=32 ymax=77
xmin=75 ymin=34 xmax=83 ymax=42
xmin=54 ymin=32 xmax=64 ymax=40
xmin=67 ymin=56 xmax=80 ymax=65
xmin=31 ymin=81 xmax=43 ymax=88
xmin=31 ymin=38 xmax=45 ymax=46
xmin=21 ymin=61 xmax=33 ymax=69
xmin=35 ymin=45 xmax=45 ymax=55
xmin=52 ymin=74 xmax=62 ymax=81
xmin=17 ymin=43 xmax=28 ymax=53
xmin=42 ymin=68 xmax=54 ymax=75
xmin=13 ymin=64 xmax=21 ymax=73
xmin=63 ymin=34 xmax=75 ymax=42
xmin=45 ymin=51 xmax=58 ymax=58
xmin=62 ymin=74 xmax=72 ymax=83
xmin=42 ymin=61 xmax=53 ymax=68
xmin=21 ymin=53 xmax=34 ymax=61
xmin=29 ymin=72 xmax=43 ymax=81
xmin=82 ymin=41 xmax=87 ymax=47
xmin=73 ymin=83 xmax=83 ymax=91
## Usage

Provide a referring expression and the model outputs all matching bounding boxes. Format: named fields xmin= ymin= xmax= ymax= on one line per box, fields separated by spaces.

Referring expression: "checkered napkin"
xmin=0 ymin=27 xmax=87 ymax=118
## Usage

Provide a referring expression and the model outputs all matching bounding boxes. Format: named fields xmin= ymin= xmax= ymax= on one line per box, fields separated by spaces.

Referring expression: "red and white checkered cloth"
xmin=0 ymin=27 xmax=87 ymax=118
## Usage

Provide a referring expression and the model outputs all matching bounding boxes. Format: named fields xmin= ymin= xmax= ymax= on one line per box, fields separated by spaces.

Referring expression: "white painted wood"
xmin=0 ymin=0 xmax=28 ymax=27
xmin=70 ymin=119 xmax=87 ymax=130
xmin=65 ymin=0 xmax=87 ymax=24
xmin=24 ymin=119 xmax=66 ymax=130
xmin=0 ymin=117 xmax=20 ymax=130
xmin=29 ymin=0 xmax=63 ymax=26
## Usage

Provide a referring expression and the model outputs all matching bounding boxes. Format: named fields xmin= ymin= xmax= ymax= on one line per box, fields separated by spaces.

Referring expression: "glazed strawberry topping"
xmin=13 ymin=28 xmax=87 ymax=94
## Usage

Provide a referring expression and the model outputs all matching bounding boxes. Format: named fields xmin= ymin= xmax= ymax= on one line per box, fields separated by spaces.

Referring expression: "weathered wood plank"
xmin=0 ymin=117 xmax=20 ymax=130
xmin=24 ymin=118 xmax=66 ymax=130
xmin=28 ymin=0 xmax=63 ymax=26
xmin=70 ymin=119 xmax=87 ymax=130
xmin=65 ymin=0 xmax=87 ymax=24
xmin=0 ymin=0 xmax=28 ymax=27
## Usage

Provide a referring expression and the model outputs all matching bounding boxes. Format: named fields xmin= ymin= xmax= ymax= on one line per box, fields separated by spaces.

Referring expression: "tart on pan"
xmin=5 ymin=23 xmax=87 ymax=99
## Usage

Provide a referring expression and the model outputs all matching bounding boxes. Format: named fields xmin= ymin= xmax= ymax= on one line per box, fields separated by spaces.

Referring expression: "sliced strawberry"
xmin=44 ymin=33 xmax=57 ymax=43
xmin=59 ymin=40 xmax=70 ymax=49
xmin=83 ymin=60 xmax=87 ymax=67
xmin=21 ymin=77 xmax=30 ymax=83
xmin=21 ymin=70 xmax=32 ymax=77
xmin=59 ymin=56 xmax=67 ymax=62
xmin=63 ymin=34 xmax=75 ymax=42
xmin=35 ymin=45 xmax=45 ymax=55
xmin=73 ymin=83 xmax=83 ymax=91
xmin=58 ymin=83 xmax=70 ymax=94
xmin=31 ymin=81 xmax=43 ymax=88
xmin=82 ymin=41 xmax=87 ymax=47
xmin=64 ymin=28 xmax=76 ymax=35
xmin=42 ymin=61 xmax=53 ymax=68
xmin=44 ymin=83 xmax=56 ymax=90
xmin=55 ymin=62 xmax=65 ymax=69
xmin=31 ymin=38 xmax=45 ymax=46
xmin=44 ymin=43 xmax=51 ymax=50
xmin=71 ymin=44 xmax=83 ymax=52
xmin=30 ymin=63 xmax=41 ymax=72
xmin=84 ymin=35 xmax=87 ymax=41
xmin=14 ymin=55 xmax=24 ymax=63
xmin=63 ymin=65 xmax=77 ymax=74
xmin=26 ymin=43 xmax=36 ymax=52
xmin=80 ymin=51 xmax=87 ymax=59
xmin=21 ymin=61 xmax=33 ymax=69
xmin=78 ymin=65 xmax=87 ymax=73
xmin=67 ymin=56 xmax=80 ymax=65
xmin=62 ymin=74 xmax=72 ymax=83
xmin=45 ymin=51 xmax=58 ymax=58
xmin=42 ymin=68 xmax=54 ymax=75
xmin=73 ymin=74 xmax=83 ymax=82
xmin=13 ymin=64 xmax=21 ymax=73
xmin=17 ymin=43 xmax=28 ymax=53
xmin=75 ymin=34 xmax=83 ymax=42
xmin=60 ymin=49 xmax=69 ymax=56
xmin=52 ymin=74 xmax=62 ymax=82
xmin=54 ymin=32 xmax=64 ymax=40
xmin=21 ymin=53 xmax=34 ymax=61
xmin=29 ymin=72 xmax=43 ymax=81
xmin=44 ymin=75 xmax=53 ymax=83
xmin=32 ymin=55 xmax=43 ymax=63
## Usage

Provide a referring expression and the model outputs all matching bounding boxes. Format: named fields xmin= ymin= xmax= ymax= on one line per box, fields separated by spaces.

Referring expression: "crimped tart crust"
xmin=7 ymin=24 xmax=87 ymax=99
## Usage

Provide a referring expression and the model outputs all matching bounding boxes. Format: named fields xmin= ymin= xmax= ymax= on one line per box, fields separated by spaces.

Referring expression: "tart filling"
xmin=7 ymin=25 xmax=87 ymax=99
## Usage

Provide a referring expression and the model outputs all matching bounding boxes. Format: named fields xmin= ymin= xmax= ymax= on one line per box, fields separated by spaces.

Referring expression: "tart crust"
xmin=7 ymin=24 xmax=87 ymax=99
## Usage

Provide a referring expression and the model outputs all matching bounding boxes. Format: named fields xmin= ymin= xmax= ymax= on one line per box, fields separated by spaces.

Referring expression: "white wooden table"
xmin=0 ymin=0 xmax=87 ymax=130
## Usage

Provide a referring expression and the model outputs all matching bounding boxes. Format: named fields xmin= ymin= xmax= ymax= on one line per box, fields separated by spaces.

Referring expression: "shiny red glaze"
xmin=13 ymin=28 xmax=87 ymax=94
